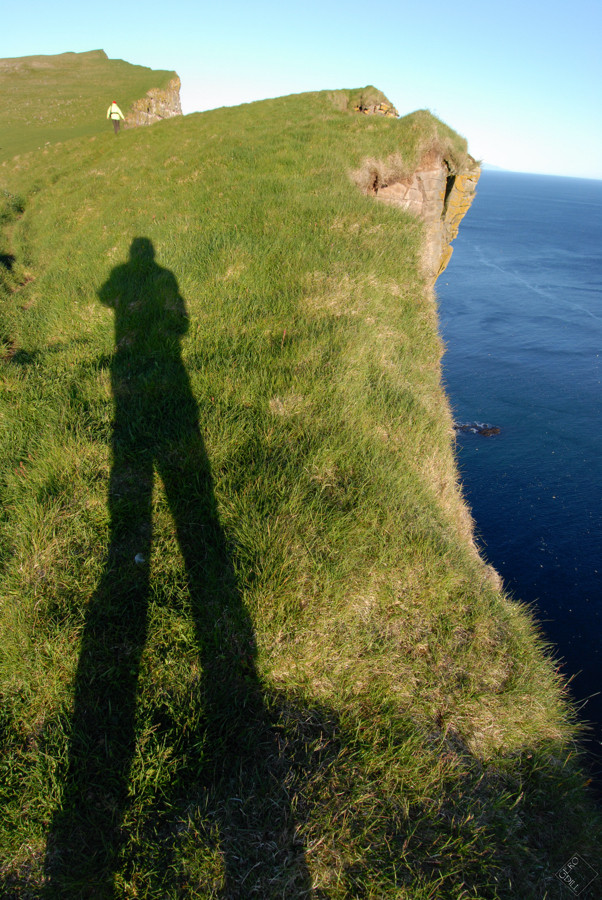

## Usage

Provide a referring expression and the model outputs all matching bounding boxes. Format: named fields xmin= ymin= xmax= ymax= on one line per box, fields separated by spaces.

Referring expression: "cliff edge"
xmin=124 ymin=77 xmax=182 ymax=127
xmin=375 ymin=150 xmax=480 ymax=278
xmin=350 ymin=102 xmax=480 ymax=280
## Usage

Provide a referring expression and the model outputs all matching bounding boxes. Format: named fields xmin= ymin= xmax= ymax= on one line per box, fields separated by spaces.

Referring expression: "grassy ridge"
xmin=0 ymin=87 xmax=600 ymax=897
xmin=0 ymin=50 xmax=177 ymax=161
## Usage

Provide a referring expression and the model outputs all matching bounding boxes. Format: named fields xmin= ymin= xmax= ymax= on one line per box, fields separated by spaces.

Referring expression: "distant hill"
xmin=0 ymin=49 xmax=179 ymax=160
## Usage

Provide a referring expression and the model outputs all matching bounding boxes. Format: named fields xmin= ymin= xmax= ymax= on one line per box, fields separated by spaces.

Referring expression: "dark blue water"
xmin=438 ymin=171 xmax=602 ymax=771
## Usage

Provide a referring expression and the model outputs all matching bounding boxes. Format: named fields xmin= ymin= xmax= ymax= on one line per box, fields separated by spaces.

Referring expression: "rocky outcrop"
xmin=352 ymin=97 xmax=398 ymax=117
xmin=330 ymin=87 xmax=398 ymax=118
xmin=454 ymin=423 xmax=501 ymax=436
xmin=375 ymin=150 xmax=480 ymax=279
xmin=125 ymin=77 xmax=182 ymax=128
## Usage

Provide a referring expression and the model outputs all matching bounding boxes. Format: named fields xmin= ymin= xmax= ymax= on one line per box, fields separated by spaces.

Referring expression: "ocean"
xmin=438 ymin=170 xmax=602 ymax=772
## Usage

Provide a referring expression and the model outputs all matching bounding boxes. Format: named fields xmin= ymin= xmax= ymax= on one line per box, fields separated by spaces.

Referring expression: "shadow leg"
xmin=45 ymin=453 xmax=153 ymax=897
xmin=158 ymin=438 xmax=312 ymax=897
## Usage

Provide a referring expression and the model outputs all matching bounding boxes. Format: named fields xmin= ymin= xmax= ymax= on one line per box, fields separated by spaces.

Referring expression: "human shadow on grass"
xmin=44 ymin=238 xmax=311 ymax=897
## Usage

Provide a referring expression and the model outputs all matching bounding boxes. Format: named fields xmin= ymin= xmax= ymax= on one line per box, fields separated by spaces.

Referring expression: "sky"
xmin=3 ymin=0 xmax=602 ymax=179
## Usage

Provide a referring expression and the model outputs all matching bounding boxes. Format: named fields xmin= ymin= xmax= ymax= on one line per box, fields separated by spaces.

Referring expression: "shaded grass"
xmin=0 ymin=88 xmax=600 ymax=896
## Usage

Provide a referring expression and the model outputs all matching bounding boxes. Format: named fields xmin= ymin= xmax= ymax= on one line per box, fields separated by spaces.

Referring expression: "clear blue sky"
xmin=3 ymin=0 xmax=601 ymax=179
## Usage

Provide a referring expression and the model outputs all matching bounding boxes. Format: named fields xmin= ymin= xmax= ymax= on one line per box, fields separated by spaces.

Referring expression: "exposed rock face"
xmin=375 ymin=152 xmax=480 ymax=279
xmin=330 ymin=87 xmax=399 ymax=118
xmin=125 ymin=77 xmax=182 ymax=128
xmin=353 ymin=99 xmax=398 ymax=117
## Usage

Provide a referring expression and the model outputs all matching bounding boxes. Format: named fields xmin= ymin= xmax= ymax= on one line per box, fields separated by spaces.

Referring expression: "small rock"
xmin=454 ymin=422 xmax=501 ymax=437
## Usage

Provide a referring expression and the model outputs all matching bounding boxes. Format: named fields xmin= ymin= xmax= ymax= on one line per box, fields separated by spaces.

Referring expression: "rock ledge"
xmin=125 ymin=77 xmax=182 ymax=128
xmin=375 ymin=150 xmax=480 ymax=279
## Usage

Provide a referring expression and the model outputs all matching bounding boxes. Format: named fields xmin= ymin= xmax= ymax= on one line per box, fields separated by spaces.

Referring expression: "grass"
xmin=0 ymin=50 xmax=177 ymax=161
xmin=0 ymin=74 xmax=600 ymax=898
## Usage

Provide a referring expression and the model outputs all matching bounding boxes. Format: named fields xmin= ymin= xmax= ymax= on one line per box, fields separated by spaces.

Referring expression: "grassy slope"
xmin=0 ymin=50 xmax=177 ymax=161
xmin=0 ymin=84 xmax=600 ymax=898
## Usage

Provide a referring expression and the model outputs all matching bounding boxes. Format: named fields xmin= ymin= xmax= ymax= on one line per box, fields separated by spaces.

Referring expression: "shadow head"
xmin=129 ymin=237 xmax=156 ymax=268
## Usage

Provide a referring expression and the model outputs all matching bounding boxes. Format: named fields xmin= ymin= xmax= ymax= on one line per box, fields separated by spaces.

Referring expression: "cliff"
xmin=125 ymin=76 xmax=183 ymax=127
xmin=349 ymin=101 xmax=480 ymax=279
xmin=375 ymin=150 xmax=480 ymax=278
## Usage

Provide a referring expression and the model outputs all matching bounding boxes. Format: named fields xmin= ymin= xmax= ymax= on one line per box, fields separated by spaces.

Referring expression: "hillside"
xmin=0 ymin=62 xmax=600 ymax=898
xmin=0 ymin=50 xmax=180 ymax=161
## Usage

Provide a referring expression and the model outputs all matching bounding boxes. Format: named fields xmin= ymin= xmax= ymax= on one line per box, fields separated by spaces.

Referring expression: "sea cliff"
xmin=348 ymin=99 xmax=480 ymax=279
xmin=375 ymin=150 xmax=481 ymax=278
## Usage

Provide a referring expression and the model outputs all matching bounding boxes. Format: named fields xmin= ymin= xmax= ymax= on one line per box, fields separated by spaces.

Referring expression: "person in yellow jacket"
xmin=107 ymin=100 xmax=125 ymax=134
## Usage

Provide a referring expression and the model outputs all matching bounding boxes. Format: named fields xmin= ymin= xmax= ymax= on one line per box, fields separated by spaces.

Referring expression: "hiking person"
xmin=107 ymin=100 xmax=125 ymax=134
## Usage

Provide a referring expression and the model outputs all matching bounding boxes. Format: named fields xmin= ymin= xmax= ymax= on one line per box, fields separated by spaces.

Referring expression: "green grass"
xmin=0 ymin=50 xmax=177 ymax=161
xmin=0 ymin=79 xmax=600 ymax=898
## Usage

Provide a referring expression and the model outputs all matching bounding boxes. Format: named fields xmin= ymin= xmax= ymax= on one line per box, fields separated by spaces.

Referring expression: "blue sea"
xmin=438 ymin=170 xmax=602 ymax=769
